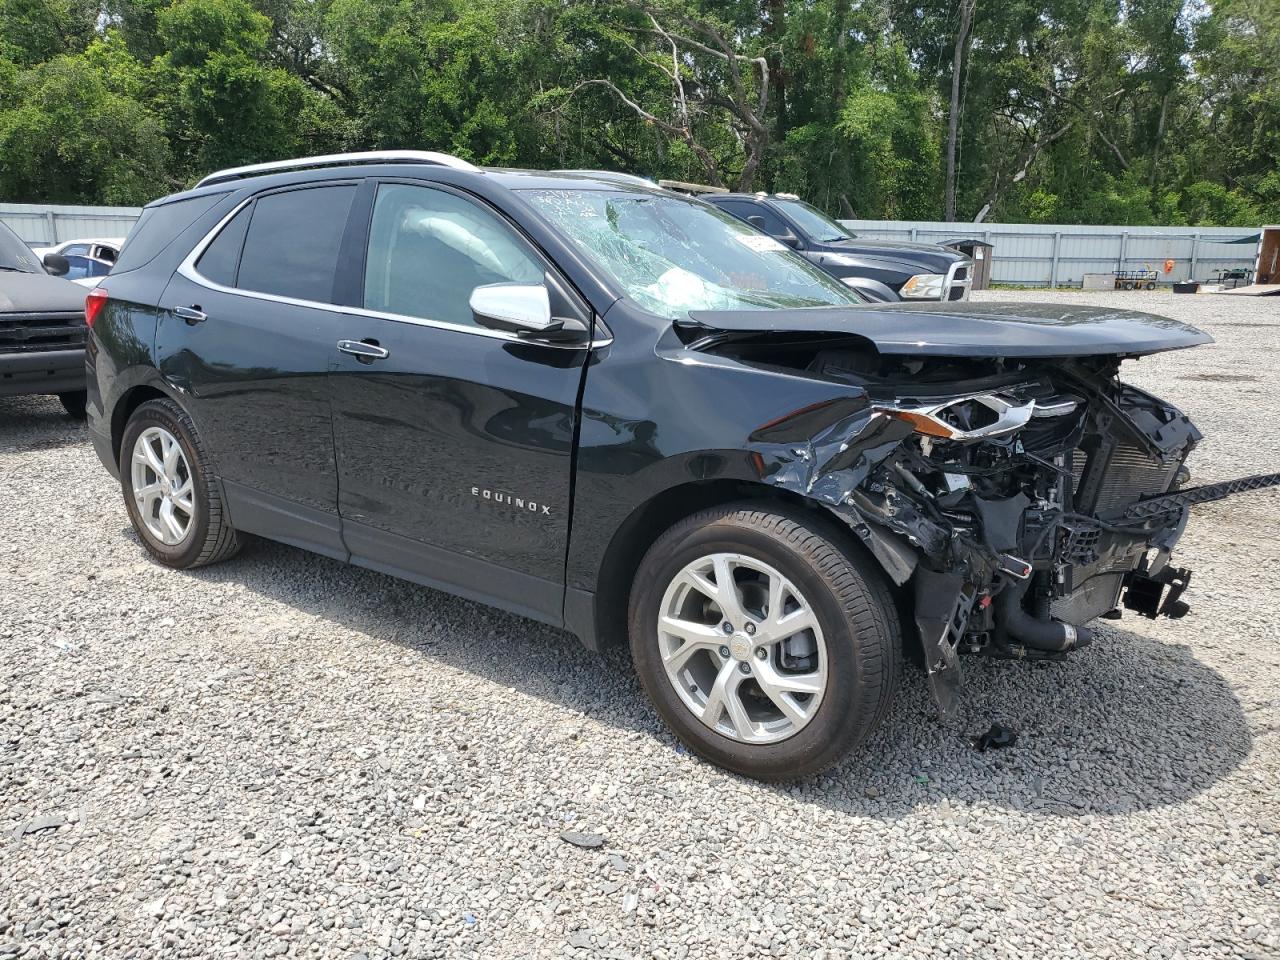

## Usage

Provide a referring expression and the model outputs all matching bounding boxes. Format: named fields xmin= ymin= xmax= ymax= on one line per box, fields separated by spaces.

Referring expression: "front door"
xmin=329 ymin=180 xmax=590 ymax=624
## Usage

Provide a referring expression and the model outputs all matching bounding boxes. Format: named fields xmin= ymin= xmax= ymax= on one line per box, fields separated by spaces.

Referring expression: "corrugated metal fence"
xmin=0 ymin=201 xmax=1259 ymax=289
xmin=838 ymin=218 xmax=1259 ymax=287
xmin=0 ymin=203 xmax=143 ymax=246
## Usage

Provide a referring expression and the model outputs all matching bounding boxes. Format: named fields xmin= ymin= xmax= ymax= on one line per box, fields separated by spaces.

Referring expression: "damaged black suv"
xmin=85 ymin=152 xmax=1279 ymax=780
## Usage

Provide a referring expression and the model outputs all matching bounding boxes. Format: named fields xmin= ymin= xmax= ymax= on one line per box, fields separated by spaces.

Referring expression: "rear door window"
xmin=235 ymin=185 xmax=356 ymax=303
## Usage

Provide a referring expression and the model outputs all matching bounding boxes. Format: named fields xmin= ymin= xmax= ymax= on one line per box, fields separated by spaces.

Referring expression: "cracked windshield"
xmin=521 ymin=188 xmax=861 ymax=318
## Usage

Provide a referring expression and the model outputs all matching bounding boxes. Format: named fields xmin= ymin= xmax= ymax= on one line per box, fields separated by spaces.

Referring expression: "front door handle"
xmin=174 ymin=305 xmax=206 ymax=325
xmin=337 ymin=339 xmax=390 ymax=363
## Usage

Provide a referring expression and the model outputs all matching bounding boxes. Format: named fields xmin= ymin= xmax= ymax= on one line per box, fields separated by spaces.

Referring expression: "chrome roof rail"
xmin=195 ymin=151 xmax=479 ymax=188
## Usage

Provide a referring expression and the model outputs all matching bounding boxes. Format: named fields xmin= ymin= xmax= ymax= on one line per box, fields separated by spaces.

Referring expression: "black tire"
xmin=629 ymin=503 xmax=901 ymax=781
xmin=58 ymin=391 xmax=87 ymax=419
xmin=1145 ymin=281 xmax=1156 ymax=290
xmin=1122 ymin=280 xmax=1136 ymax=290
xmin=119 ymin=398 xmax=240 ymax=569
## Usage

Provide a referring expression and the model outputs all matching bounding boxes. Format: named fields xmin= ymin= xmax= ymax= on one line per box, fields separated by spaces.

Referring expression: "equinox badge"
xmin=471 ymin=486 xmax=551 ymax=516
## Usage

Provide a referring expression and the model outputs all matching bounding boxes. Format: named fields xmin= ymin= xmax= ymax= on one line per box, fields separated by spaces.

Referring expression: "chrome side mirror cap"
xmin=470 ymin=282 xmax=554 ymax=335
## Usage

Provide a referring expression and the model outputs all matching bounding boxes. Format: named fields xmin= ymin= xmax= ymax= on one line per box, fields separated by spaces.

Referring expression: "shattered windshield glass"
xmin=521 ymin=188 xmax=862 ymax=319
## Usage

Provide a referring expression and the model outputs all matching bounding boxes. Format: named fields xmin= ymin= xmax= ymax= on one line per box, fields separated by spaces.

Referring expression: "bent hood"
xmin=683 ymin=301 xmax=1213 ymax=358
xmin=0 ymin=271 xmax=88 ymax=314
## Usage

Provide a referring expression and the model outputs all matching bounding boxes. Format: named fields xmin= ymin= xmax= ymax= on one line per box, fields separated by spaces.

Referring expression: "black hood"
xmin=0 ymin=271 xmax=87 ymax=314
xmin=683 ymin=301 xmax=1213 ymax=358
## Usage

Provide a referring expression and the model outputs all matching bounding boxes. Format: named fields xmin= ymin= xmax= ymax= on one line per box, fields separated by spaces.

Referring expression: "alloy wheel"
xmin=657 ymin=552 xmax=829 ymax=744
xmin=130 ymin=426 xmax=196 ymax=546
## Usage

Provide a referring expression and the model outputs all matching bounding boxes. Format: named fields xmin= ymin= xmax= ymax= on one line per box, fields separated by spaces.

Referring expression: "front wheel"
xmin=629 ymin=504 xmax=901 ymax=780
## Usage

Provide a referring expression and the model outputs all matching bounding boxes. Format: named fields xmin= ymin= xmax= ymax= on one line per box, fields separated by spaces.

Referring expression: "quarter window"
xmin=236 ymin=185 xmax=356 ymax=302
xmin=363 ymin=183 xmax=543 ymax=328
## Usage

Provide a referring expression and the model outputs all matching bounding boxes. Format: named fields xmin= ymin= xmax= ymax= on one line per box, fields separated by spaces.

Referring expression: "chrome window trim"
xmin=178 ymin=196 xmax=612 ymax=350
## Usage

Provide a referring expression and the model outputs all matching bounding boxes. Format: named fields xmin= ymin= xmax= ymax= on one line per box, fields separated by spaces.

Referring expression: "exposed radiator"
xmin=1071 ymin=440 xmax=1181 ymax=514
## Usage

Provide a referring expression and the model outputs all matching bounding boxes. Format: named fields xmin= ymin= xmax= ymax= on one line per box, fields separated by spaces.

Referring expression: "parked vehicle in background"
xmin=704 ymin=193 xmax=971 ymax=302
xmin=83 ymin=152 xmax=1279 ymax=780
xmin=0 ymin=220 xmax=91 ymax=417
xmin=30 ymin=238 xmax=125 ymax=287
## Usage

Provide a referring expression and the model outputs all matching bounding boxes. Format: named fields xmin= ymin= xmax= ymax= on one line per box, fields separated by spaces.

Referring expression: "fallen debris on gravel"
xmin=2 ymin=290 xmax=1278 ymax=958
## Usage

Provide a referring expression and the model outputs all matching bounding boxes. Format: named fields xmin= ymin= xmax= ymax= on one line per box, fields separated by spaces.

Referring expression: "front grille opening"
xmin=0 ymin=314 xmax=86 ymax=353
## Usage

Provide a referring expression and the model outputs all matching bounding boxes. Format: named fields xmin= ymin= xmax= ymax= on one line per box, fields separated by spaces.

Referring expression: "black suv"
xmin=0 ymin=219 xmax=91 ymax=417
xmin=704 ymin=192 xmax=971 ymax=303
xmin=85 ymin=153 xmax=1276 ymax=780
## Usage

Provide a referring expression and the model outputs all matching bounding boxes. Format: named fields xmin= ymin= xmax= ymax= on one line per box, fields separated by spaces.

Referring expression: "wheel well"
xmin=110 ymin=385 xmax=169 ymax=464
xmin=591 ymin=479 xmax=883 ymax=649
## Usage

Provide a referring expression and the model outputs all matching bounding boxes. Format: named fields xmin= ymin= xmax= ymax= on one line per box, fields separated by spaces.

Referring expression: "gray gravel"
xmin=2 ymin=289 xmax=1279 ymax=959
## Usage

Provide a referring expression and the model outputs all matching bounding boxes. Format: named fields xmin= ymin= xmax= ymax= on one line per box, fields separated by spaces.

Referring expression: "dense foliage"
xmin=0 ymin=0 xmax=1275 ymax=224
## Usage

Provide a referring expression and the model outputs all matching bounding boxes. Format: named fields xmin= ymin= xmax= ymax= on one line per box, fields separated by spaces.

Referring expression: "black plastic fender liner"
xmin=995 ymin=578 xmax=1094 ymax=652
xmin=913 ymin=569 xmax=970 ymax=720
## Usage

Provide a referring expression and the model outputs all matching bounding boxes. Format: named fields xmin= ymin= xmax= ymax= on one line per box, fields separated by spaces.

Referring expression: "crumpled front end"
xmin=735 ymin=347 xmax=1278 ymax=718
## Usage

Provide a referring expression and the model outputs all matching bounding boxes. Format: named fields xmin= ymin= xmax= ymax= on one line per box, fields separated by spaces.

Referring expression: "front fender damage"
xmin=743 ymin=367 xmax=1280 ymax=722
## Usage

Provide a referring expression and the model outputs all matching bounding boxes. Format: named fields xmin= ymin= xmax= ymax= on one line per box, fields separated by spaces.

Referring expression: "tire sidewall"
xmin=630 ymin=513 xmax=876 ymax=779
xmin=120 ymin=401 xmax=214 ymax=568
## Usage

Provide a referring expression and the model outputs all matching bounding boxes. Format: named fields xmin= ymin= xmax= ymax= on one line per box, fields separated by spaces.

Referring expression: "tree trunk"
xmin=1148 ymin=91 xmax=1169 ymax=188
xmin=944 ymin=0 xmax=976 ymax=222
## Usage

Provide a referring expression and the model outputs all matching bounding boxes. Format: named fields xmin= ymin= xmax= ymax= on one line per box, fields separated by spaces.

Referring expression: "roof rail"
xmin=195 ymin=150 xmax=479 ymax=188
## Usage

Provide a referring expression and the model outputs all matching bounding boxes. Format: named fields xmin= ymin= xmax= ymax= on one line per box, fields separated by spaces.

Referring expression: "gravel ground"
xmin=2 ymin=289 xmax=1278 ymax=960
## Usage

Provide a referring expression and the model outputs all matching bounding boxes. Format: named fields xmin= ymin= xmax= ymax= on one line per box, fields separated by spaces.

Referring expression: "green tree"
xmin=0 ymin=53 xmax=168 ymax=203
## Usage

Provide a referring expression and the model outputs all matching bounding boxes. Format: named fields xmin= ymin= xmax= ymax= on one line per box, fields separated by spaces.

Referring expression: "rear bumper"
xmin=0 ymin=348 xmax=85 ymax=398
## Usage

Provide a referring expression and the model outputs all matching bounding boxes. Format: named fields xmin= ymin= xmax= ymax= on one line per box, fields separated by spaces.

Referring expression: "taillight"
xmin=85 ymin=287 xmax=109 ymax=328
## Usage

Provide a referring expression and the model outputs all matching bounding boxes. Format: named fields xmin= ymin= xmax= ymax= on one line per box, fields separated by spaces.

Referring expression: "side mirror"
xmin=747 ymin=215 xmax=766 ymax=229
xmin=778 ymin=233 xmax=801 ymax=249
xmin=43 ymin=253 xmax=70 ymax=277
xmin=470 ymin=282 xmax=560 ymax=337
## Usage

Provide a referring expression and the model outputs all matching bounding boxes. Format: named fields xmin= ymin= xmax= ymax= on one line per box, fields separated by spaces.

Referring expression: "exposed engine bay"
xmin=697 ymin=327 xmax=1280 ymax=718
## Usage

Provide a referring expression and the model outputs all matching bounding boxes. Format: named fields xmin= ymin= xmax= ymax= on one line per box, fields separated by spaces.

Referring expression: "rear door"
xmin=156 ymin=182 xmax=358 ymax=558
xmin=328 ymin=179 xmax=591 ymax=624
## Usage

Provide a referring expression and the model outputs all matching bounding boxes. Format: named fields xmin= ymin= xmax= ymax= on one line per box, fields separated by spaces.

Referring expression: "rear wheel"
xmin=120 ymin=399 xmax=240 ymax=569
xmin=629 ymin=503 xmax=901 ymax=780
xmin=58 ymin=391 xmax=86 ymax=419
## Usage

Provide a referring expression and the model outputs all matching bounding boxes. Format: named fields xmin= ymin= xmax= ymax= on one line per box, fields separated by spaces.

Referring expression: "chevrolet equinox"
xmin=85 ymin=152 xmax=1279 ymax=780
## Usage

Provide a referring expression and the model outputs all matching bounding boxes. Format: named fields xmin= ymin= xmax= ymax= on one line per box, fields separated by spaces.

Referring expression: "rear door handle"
xmin=174 ymin=305 xmax=206 ymax=325
xmin=337 ymin=339 xmax=390 ymax=362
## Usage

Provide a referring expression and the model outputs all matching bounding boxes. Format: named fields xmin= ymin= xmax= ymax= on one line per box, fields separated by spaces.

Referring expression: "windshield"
xmin=521 ymin=189 xmax=862 ymax=319
xmin=0 ymin=221 xmax=43 ymax=274
xmin=773 ymin=199 xmax=852 ymax=243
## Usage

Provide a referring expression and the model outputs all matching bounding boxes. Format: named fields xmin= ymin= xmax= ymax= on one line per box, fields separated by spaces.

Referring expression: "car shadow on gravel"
xmin=185 ymin=537 xmax=1251 ymax=820
xmin=0 ymin=396 xmax=87 ymax=451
